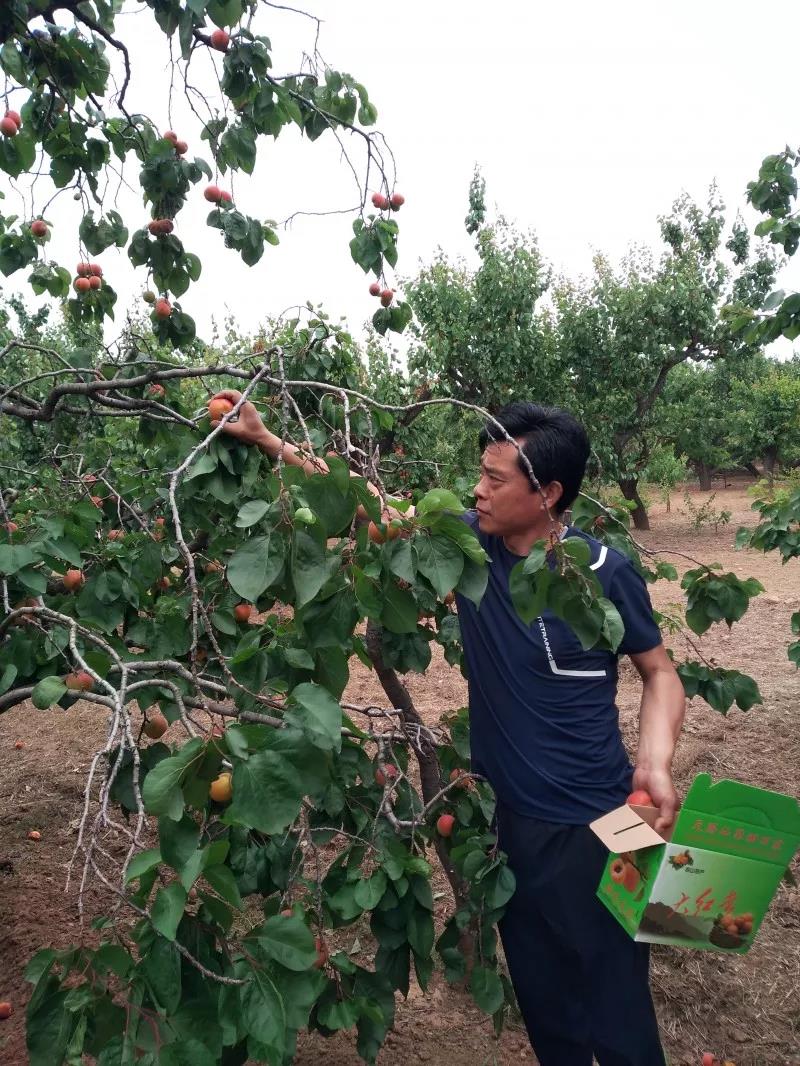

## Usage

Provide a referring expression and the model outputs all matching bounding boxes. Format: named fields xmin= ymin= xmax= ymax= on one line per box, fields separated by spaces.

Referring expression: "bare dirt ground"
xmin=1 ymin=481 xmax=798 ymax=1066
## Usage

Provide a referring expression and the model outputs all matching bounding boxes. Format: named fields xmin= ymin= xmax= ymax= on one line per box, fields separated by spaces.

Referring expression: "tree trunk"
xmin=695 ymin=460 xmax=713 ymax=492
xmin=744 ymin=462 xmax=760 ymax=479
xmin=763 ymin=447 xmax=778 ymax=479
xmin=618 ymin=478 xmax=650 ymax=531
xmin=364 ymin=620 xmax=468 ymax=906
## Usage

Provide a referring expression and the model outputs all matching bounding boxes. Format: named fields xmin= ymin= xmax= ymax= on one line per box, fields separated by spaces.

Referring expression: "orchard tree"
xmin=0 ymin=8 xmax=777 ymax=1066
xmin=553 ymin=192 xmax=775 ymax=529
xmin=657 ymin=362 xmax=739 ymax=490
xmin=406 ymin=180 xmax=776 ymax=529
xmin=727 ymin=357 xmax=800 ymax=478
xmin=406 ymin=168 xmax=566 ymax=412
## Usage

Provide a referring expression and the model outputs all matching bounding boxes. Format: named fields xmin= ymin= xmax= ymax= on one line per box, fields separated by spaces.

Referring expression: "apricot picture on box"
xmin=668 ymin=848 xmax=693 ymax=869
xmin=709 ymin=911 xmax=753 ymax=950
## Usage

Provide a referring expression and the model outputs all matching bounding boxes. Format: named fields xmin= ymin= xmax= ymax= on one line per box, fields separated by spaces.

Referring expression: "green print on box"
xmin=591 ymin=774 xmax=800 ymax=953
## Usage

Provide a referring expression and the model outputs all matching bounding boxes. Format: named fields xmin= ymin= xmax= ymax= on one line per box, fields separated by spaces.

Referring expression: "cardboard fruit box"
xmin=590 ymin=773 xmax=800 ymax=953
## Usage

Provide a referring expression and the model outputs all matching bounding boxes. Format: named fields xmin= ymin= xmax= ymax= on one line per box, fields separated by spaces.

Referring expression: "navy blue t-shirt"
xmin=456 ymin=512 xmax=662 ymax=825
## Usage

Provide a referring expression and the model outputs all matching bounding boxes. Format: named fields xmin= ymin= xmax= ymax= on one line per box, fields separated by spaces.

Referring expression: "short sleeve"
xmin=609 ymin=560 xmax=662 ymax=656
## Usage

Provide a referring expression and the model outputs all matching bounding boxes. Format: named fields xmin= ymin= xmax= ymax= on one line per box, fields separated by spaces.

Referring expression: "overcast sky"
xmin=6 ymin=0 xmax=800 ymax=351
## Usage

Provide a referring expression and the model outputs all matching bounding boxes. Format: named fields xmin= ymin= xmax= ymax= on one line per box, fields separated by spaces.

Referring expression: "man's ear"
xmin=540 ymin=480 xmax=563 ymax=513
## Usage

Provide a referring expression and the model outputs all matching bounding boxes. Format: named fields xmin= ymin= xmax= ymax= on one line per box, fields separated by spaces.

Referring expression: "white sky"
xmin=5 ymin=0 xmax=800 ymax=350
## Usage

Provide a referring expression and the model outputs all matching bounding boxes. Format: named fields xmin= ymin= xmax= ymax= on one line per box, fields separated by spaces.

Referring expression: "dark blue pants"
xmin=496 ymin=803 xmax=666 ymax=1066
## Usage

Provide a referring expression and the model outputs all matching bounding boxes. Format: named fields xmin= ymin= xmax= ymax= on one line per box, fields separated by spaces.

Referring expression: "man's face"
xmin=473 ymin=441 xmax=560 ymax=537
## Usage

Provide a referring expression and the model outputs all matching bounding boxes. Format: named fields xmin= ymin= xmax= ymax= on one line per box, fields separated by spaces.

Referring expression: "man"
xmin=212 ymin=392 xmax=685 ymax=1066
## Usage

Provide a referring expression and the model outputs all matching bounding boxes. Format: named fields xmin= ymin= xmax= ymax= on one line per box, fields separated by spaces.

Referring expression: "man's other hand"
xmin=631 ymin=765 xmax=678 ymax=835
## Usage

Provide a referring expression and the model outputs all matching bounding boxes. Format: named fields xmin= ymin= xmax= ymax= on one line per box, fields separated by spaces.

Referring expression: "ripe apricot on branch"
xmin=204 ymin=184 xmax=223 ymax=202
xmin=436 ymin=813 xmax=455 ymax=838
xmin=313 ymin=936 xmax=329 ymax=969
xmin=368 ymin=281 xmax=381 ymax=296
xmin=62 ymin=569 xmax=85 ymax=591
xmin=154 ymin=298 xmax=172 ymax=320
xmin=108 ymin=529 xmax=124 ymax=541
xmin=31 ymin=219 xmax=48 ymax=238
xmin=208 ymin=396 xmax=234 ymax=420
xmin=374 ymin=764 xmax=399 ymax=787
xmin=390 ymin=192 xmax=405 ymax=209
xmin=88 ymin=276 xmax=101 ymax=290
xmin=74 ymin=277 xmax=91 ymax=294
xmin=380 ymin=288 xmax=394 ymax=307
xmin=367 ymin=520 xmax=400 ymax=544
xmin=210 ymin=28 xmax=230 ymax=51
xmin=143 ymin=711 xmax=168 ymax=739
xmin=148 ymin=218 xmax=174 ymax=236
xmin=0 ymin=116 xmax=18 ymax=137
xmin=371 ymin=192 xmax=389 ymax=210
xmin=234 ymin=603 xmax=253 ymax=623
xmin=65 ymin=671 xmax=93 ymax=692
xmin=210 ymin=772 xmax=233 ymax=803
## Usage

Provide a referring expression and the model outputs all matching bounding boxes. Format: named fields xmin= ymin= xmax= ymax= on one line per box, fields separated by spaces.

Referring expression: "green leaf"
xmin=31 ymin=676 xmax=67 ymax=710
xmin=380 ymin=581 xmax=418 ymax=634
xmin=416 ymin=488 xmax=465 ymax=517
xmin=124 ymin=848 xmax=162 ymax=883
xmin=291 ymin=530 xmax=329 ymax=608
xmin=285 ymin=681 xmax=342 ymax=753
xmin=158 ymin=815 xmax=201 ymax=875
xmin=203 ymin=863 xmax=243 ymax=910
xmin=141 ymin=738 xmax=205 ymax=820
xmin=157 ymin=1039 xmax=218 ymax=1066
xmin=235 ymin=499 xmax=271 ymax=528
xmin=509 ymin=564 xmax=552 ymax=624
xmin=384 ymin=537 xmax=416 ymax=584
xmin=0 ymin=543 xmax=38 ymax=574
xmin=227 ymin=749 xmax=306 ymax=834
xmin=142 ymin=938 xmax=183 ymax=1010
xmin=150 ymin=881 xmax=187 ymax=941
xmin=456 ymin=555 xmax=488 ymax=608
xmin=255 ymin=915 xmax=318 ymax=971
xmin=240 ymin=970 xmax=286 ymax=1052
xmin=415 ymin=535 xmax=464 ymax=597
xmin=0 ymin=662 xmax=17 ymax=695
xmin=470 ymin=965 xmax=504 ymax=1015
xmin=354 ymin=869 xmax=387 ymax=910
xmin=227 ymin=531 xmax=285 ymax=600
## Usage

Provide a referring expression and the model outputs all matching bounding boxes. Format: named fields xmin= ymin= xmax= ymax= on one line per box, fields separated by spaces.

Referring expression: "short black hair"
xmin=478 ymin=402 xmax=590 ymax=513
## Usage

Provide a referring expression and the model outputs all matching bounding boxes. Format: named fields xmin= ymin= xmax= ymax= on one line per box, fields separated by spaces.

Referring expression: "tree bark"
xmin=364 ymin=620 xmax=467 ymax=906
xmin=763 ymin=447 xmax=778 ymax=479
xmin=695 ymin=460 xmax=713 ymax=492
xmin=618 ymin=478 xmax=650 ymax=530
